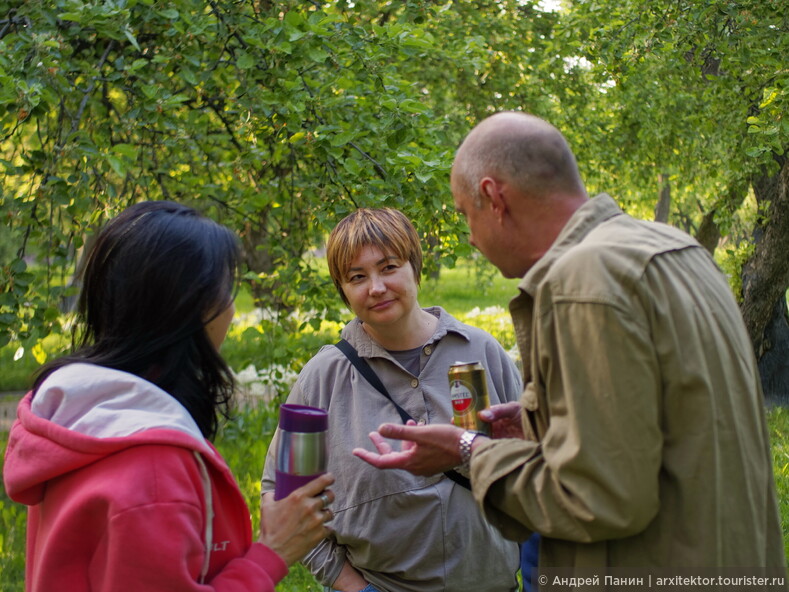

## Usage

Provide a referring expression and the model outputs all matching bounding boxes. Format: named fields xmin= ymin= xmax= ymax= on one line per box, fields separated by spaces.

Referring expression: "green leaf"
xmin=162 ymin=94 xmax=190 ymax=106
xmin=180 ymin=67 xmax=198 ymax=86
xmin=57 ymin=12 xmax=84 ymax=24
xmin=238 ymin=52 xmax=255 ymax=70
xmin=107 ymin=155 xmax=125 ymax=177
xmin=329 ymin=130 xmax=355 ymax=147
xmin=307 ymin=47 xmax=329 ymax=62
xmin=141 ymin=84 xmax=159 ymax=100
xmin=284 ymin=11 xmax=304 ymax=28
xmin=123 ymin=27 xmax=141 ymax=52
xmin=399 ymin=99 xmax=428 ymax=114
xmin=343 ymin=157 xmax=363 ymax=175
xmin=111 ymin=143 xmax=138 ymax=159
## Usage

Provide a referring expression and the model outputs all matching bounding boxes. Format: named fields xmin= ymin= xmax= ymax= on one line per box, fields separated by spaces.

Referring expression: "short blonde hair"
xmin=326 ymin=208 xmax=422 ymax=305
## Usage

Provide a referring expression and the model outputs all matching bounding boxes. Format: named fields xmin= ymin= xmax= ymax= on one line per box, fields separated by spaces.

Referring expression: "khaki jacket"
xmin=472 ymin=195 xmax=786 ymax=574
xmin=263 ymin=307 xmax=521 ymax=592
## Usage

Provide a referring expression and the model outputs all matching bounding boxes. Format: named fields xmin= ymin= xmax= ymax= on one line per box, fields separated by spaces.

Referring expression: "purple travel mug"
xmin=274 ymin=404 xmax=329 ymax=500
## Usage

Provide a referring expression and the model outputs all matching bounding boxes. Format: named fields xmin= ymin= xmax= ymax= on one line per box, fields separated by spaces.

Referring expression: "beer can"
xmin=448 ymin=361 xmax=491 ymax=435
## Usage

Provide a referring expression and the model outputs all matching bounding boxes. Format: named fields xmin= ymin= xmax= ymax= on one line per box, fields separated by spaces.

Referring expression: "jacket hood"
xmin=2 ymin=363 xmax=212 ymax=505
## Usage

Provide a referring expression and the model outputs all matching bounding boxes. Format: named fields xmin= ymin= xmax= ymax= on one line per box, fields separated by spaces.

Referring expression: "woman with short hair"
xmin=262 ymin=208 xmax=521 ymax=592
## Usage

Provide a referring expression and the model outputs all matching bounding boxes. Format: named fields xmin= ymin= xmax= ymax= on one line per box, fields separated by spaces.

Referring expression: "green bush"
xmin=0 ymin=332 xmax=71 ymax=393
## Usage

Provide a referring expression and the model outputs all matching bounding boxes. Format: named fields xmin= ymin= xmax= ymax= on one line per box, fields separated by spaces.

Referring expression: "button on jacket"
xmin=471 ymin=194 xmax=786 ymax=573
xmin=262 ymin=307 xmax=522 ymax=592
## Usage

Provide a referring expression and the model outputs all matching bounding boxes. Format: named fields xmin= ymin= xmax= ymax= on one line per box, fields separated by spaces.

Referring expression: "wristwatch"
xmin=457 ymin=430 xmax=483 ymax=477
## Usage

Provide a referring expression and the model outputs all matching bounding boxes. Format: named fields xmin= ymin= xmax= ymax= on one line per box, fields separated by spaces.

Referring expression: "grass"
xmin=0 ymin=259 xmax=787 ymax=591
xmin=421 ymin=256 xmax=522 ymax=313
xmin=769 ymin=406 xmax=789 ymax=560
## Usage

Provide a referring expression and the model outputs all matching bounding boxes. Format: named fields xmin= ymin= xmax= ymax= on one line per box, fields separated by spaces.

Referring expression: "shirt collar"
xmin=340 ymin=306 xmax=471 ymax=358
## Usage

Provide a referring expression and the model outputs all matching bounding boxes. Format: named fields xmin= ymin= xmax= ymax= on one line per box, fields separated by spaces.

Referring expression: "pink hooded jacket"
xmin=2 ymin=363 xmax=287 ymax=591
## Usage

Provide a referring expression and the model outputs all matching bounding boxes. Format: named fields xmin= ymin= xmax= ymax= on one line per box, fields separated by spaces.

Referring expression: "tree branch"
xmin=206 ymin=98 xmax=244 ymax=152
xmin=70 ymin=41 xmax=115 ymax=136
xmin=348 ymin=140 xmax=388 ymax=180
xmin=296 ymin=68 xmax=389 ymax=181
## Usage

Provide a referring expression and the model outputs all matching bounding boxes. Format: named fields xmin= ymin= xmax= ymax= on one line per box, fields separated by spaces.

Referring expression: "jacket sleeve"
xmin=472 ymin=299 xmax=662 ymax=544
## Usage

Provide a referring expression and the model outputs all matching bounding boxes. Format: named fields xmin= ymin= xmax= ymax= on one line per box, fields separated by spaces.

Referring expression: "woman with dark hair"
xmin=3 ymin=201 xmax=335 ymax=591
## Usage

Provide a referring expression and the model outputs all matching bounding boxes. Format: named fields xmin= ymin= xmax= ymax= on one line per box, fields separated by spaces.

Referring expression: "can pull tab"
xmin=417 ymin=418 xmax=427 ymax=425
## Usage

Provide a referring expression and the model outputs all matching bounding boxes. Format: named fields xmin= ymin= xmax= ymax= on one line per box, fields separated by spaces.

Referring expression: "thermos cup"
xmin=274 ymin=404 xmax=328 ymax=500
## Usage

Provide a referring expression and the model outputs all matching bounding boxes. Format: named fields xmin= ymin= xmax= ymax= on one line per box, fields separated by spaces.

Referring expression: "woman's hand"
xmin=258 ymin=472 xmax=335 ymax=566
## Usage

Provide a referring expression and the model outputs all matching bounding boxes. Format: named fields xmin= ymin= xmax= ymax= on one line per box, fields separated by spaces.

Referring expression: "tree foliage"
xmin=1 ymin=0 xmax=787 ymax=397
xmin=562 ymin=0 xmax=789 ymax=400
xmin=1 ymin=0 xmax=475 ymax=349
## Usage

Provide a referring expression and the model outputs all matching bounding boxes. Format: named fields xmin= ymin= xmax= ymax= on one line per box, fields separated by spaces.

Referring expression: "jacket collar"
xmin=517 ymin=193 xmax=622 ymax=297
xmin=339 ymin=306 xmax=471 ymax=359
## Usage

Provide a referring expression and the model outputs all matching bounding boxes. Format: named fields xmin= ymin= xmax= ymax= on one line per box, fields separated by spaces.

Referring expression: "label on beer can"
xmin=448 ymin=361 xmax=490 ymax=434
xmin=450 ymin=381 xmax=475 ymax=415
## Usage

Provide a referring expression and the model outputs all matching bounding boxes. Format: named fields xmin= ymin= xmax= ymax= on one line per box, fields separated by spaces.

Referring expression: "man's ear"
xmin=480 ymin=177 xmax=507 ymax=223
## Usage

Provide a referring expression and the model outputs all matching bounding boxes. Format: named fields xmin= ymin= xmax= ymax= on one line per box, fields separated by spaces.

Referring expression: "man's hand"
xmin=479 ymin=401 xmax=525 ymax=439
xmin=353 ymin=422 xmax=472 ymax=476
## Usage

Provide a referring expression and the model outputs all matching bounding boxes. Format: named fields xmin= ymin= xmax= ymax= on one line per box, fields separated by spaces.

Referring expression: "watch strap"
xmin=457 ymin=430 xmax=482 ymax=477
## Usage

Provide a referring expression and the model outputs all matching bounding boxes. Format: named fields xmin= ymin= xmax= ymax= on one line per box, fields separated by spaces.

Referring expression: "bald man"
xmin=355 ymin=112 xmax=785 ymax=575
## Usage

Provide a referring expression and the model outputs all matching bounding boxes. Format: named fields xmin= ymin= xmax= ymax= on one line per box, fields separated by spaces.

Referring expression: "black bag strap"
xmin=335 ymin=338 xmax=411 ymax=424
xmin=336 ymin=338 xmax=471 ymax=490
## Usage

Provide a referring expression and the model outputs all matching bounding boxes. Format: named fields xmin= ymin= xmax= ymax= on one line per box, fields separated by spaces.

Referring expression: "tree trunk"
xmin=740 ymin=155 xmax=789 ymax=404
xmin=695 ymin=209 xmax=721 ymax=255
xmin=757 ymin=297 xmax=789 ymax=407
xmin=654 ymin=173 xmax=671 ymax=223
xmin=696 ymin=182 xmax=749 ymax=255
xmin=425 ymin=234 xmax=441 ymax=280
xmin=239 ymin=216 xmax=298 ymax=313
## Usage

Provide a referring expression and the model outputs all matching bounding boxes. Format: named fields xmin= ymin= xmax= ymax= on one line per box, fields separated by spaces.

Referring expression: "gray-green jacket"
xmin=263 ymin=307 xmax=521 ymax=592
xmin=472 ymin=194 xmax=785 ymax=576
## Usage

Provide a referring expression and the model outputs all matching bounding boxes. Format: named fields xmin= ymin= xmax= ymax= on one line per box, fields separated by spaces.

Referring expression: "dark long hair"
xmin=34 ymin=201 xmax=240 ymax=440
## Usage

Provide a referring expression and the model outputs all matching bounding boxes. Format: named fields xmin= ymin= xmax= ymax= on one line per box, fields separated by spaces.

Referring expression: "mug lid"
xmin=278 ymin=404 xmax=328 ymax=433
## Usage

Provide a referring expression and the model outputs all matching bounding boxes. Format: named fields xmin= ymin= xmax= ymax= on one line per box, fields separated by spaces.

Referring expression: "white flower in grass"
xmin=248 ymin=382 xmax=269 ymax=397
xmin=235 ymin=364 xmax=260 ymax=384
